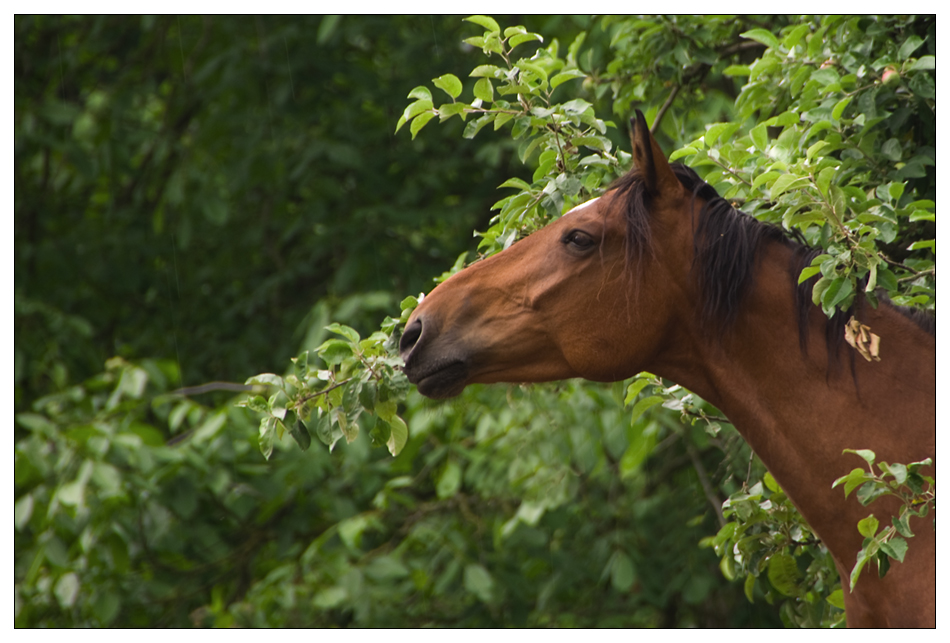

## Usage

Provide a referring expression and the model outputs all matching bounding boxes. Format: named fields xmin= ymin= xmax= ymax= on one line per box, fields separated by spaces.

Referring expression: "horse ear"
xmin=629 ymin=110 xmax=679 ymax=197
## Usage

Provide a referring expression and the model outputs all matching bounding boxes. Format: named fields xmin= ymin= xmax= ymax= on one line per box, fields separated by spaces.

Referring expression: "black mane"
xmin=609 ymin=162 xmax=934 ymax=362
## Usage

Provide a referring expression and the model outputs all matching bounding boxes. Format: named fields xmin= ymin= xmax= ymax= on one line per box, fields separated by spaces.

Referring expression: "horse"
xmin=398 ymin=110 xmax=936 ymax=627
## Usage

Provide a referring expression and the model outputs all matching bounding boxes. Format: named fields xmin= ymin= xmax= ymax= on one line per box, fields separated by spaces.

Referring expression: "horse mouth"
xmin=406 ymin=358 xmax=469 ymax=399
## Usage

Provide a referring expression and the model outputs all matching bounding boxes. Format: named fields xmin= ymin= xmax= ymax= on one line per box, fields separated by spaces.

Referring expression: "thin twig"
xmin=882 ymin=254 xmax=929 ymax=277
xmin=684 ymin=439 xmax=726 ymax=527
xmin=295 ymin=378 xmax=351 ymax=406
xmin=682 ymin=409 xmax=731 ymax=425
xmin=652 ymin=84 xmax=681 ymax=135
xmin=898 ymin=268 xmax=936 ymax=283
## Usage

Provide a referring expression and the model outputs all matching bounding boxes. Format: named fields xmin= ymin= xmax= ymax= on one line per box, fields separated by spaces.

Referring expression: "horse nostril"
xmin=399 ymin=317 xmax=423 ymax=358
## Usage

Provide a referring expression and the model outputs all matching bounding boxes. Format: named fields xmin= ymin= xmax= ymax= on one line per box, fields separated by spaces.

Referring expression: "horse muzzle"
xmin=399 ymin=315 xmax=471 ymax=399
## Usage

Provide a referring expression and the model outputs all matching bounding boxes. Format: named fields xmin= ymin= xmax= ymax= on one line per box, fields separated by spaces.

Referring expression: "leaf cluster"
xmin=832 ymin=449 xmax=935 ymax=590
xmin=240 ymin=301 xmax=417 ymax=459
xmin=671 ymin=16 xmax=935 ymax=316
xmin=705 ymin=474 xmax=845 ymax=628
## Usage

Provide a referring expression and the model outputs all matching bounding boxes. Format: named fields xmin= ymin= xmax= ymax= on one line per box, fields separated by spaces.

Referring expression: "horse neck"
xmin=646 ymin=238 xmax=936 ymax=574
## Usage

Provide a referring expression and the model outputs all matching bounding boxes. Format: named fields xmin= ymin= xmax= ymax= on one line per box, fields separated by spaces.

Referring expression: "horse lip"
xmin=407 ymin=358 xmax=469 ymax=399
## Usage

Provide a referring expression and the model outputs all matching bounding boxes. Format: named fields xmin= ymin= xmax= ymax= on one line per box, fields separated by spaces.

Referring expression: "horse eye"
xmin=563 ymin=230 xmax=595 ymax=250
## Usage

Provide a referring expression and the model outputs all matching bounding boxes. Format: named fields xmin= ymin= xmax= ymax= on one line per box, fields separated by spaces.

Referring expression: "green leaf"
xmin=464 ymin=563 xmax=495 ymax=603
xmin=311 ymin=412 xmax=339 ymax=449
xmin=879 ymin=536 xmax=908 ymax=563
xmin=510 ymin=33 xmax=543 ymax=49
xmin=410 ymin=111 xmax=436 ymax=139
xmin=436 ymin=460 xmax=462 ymax=499
xmin=765 ymin=110 xmax=798 ymax=127
xmin=907 ymin=55 xmax=935 ymax=71
xmin=827 ymin=588 xmax=845 ymax=609
xmin=723 ymin=64 xmax=751 ymax=76
xmin=807 ymin=140 xmax=830 ymax=160
xmin=561 ymin=98 xmax=592 ymax=114
xmin=892 ymin=513 xmax=915 ymax=538
xmin=258 ymin=417 xmax=276 ymax=460
xmin=375 ymin=399 xmax=396 ymax=423
xmin=473 ymin=77 xmax=494 ymax=102
xmin=54 ymin=572 xmax=81 ymax=609
xmin=244 ymin=373 xmax=283 ymax=387
xmin=844 ymin=448 xmax=876 ymax=465
xmin=669 ymin=146 xmax=700 ymax=161
xmin=881 ymin=138 xmax=902 ymax=162
xmin=402 ymin=98 xmax=433 ymax=122
xmin=831 ymin=96 xmax=852 ymax=121
xmin=550 ymin=69 xmax=586 ymax=89
xmin=463 ymin=114 xmax=494 ymax=139
xmin=856 ymin=481 xmax=889 ymax=506
xmin=741 ymin=28 xmax=781 ymax=51
xmin=620 ymin=426 xmax=655 ymax=477
xmin=326 ymin=322 xmax=360 ymax=344
xmin=857 ymin=514 xmax=879 ymax=538
xmin=898 ymin=35 xmax=924 ymax=60
xmin=744 ymin=574 xmax=756 ymax=603
xmin=318 ymin=339 xmax=353 ymax=366
xmin=623 ymin=378 xmax=652 ymax=406
xmin=850 ymin=549 xmax=871 ymax=590
xmin=386 ymin=415 xmax=408 ymax=456
xmin=610 ymin=551 xmax=635 ymax=592
xmin=833 ymin=468 xmax=871 ymax=498
xmin=767 ymin=552 xmax=801 ymax=597
xmin=17 ymin=412 xmax=60 ymax=439
xmin=572 ymin=135 xmax=608 ymax=151
xmin=783 ymin=24 xmax=811 ymax=50
xmin=909 ymin=209 xmax=935 ymax=222
xmin=752 ymin=171 xmax=780 ymax=191
xmin=880 ymin=462 xmax=907 ymax=484
xmin=470 ymin=64 xmax=503 ymax=78
xmin=907 ymin=239 xmax=935 ymax=252
xmin=464 ymin=15 xmax=500 ymax=35
xmin=877 ymin=550 xmax=891 ymax=578
xmin=289 ymin=419 xmax=311 ymax=451
xmin=406 ymin=86 xmax=432 ymax=101
xmin=630 ymin=395 xmax=663 ymax=424
xmin=769 ymin=173 xmax=807 ymax=199
xmin=14 ymin=494 xmax=34 ymax=531
xmin=750 ymin=123 xmax=768 ymax=151
xmin=432 ymin=73 xmax=462 ymax=100
xmin=92 ymin=591 xmax=121 ymax=625
xmin=763 ymin=472 xmax=781 ymax=493
xmin=463 ymin=36 xmax=485 ymax=49
xmin=704 ymin=122 xmax=740 ymax=147
xmin=498 ymin=177 xmax=532 ymax=191
xmin=811 ymin=275 xmax=832 ymax=306
xmin=797 ymin=265 xmax=821 ymax=284
xmin=821 ymin=276 xmax=853 ymax=314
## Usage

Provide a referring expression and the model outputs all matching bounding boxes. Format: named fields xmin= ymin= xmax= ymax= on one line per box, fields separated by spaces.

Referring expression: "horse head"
xmin=399 ymin=110 xmax=697 ymax=398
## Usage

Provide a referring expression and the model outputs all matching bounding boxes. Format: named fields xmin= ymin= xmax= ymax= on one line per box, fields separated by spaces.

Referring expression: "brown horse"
xmin=399 ymin=111 xmax=935 ymax=627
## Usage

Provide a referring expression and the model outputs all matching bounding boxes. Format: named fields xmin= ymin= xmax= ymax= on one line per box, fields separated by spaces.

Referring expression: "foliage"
xmin=671 ymin=15 xmax=935 ymax=316
xmin=16 ymin=15 xmax=934 ymax=628
xmin=832 ymin=449 xmax=935 ymax=590
xmin=15 ymin=353 xmax=777 ymax=627
xmin=16 ymin=357 xmax=260 ymax=626
xmin=14 ymin=15 xmax=524 ymax=407
xmin=243 ymin=315 xmax=412 ymax=460
xmin=706 ymin=474 xmax=846 ymax=628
